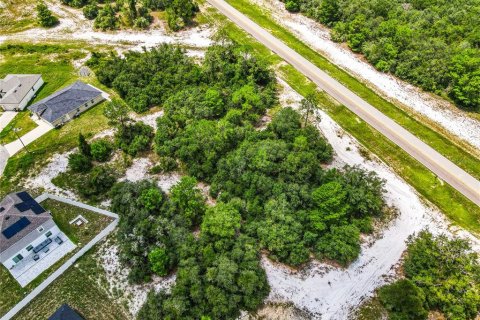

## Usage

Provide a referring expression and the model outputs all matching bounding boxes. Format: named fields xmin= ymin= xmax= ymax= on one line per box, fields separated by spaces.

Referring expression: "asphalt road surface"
xmin=208 ymin=0 xmax=480 ymax=206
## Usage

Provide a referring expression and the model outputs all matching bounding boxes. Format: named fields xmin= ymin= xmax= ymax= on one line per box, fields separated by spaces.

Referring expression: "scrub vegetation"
xmin=375 ymin=231 xmax=480 ymax=320
xmin=281 ymin=0 xmax=480 ymax=111
xmin=87 ymin=38 xmax=388 ymax=319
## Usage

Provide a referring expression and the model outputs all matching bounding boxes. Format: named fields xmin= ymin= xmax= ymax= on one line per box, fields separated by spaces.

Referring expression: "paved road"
xmin=208 ymin=0 xmax=480 ymax=206
xmin=1 ymin=194 xmax=119 ymax=320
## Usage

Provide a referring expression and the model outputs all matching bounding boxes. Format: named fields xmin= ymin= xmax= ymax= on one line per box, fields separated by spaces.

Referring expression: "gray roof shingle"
xmin=0 ymin=74 xmax=42 ymax=105
xmin=0 ymin=192 xmax=52 ymax=255
xmin=28 ymin=81 xmax=102 ymax=123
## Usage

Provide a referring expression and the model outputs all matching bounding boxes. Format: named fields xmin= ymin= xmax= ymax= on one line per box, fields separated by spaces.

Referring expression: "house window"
xmin=37 ymin=226 xmax=44 ymax=232
xmin=26 ymin=245 xmax=33 ymax=251
xmin=12 ymin=254 xmax=23 ymax=264
xmin=45 ymin=231 xmax=52 ymax=237
xmin=91 ymin=99 xmax=94 ymax=104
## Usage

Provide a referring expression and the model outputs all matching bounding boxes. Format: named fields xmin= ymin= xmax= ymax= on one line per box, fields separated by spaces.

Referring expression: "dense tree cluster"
xmin=99 ymin=40 xmax=387 ymax=318
xmin=282 ymin=0 xmax=480 ymax=110
xmin=378 ymin=231 xmax=480 ymax=320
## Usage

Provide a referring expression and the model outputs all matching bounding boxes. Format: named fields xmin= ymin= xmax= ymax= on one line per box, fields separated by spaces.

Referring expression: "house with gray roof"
xmin=29 ymin=81 xmax=105 ymax=127
xmin=0 ymin=191 xmax=60 ymax=271
xmin=0 ymin=74 xmax=44 ymax=111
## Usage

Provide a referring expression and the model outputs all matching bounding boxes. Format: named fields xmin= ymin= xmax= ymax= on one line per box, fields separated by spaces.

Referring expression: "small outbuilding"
xmin=49 ymin=304 xmax=84 ymax=320
xmin=0 ymin=74 xmax=44 ymax=111
xmin=29 ymin=81 xmax=105 ymax=127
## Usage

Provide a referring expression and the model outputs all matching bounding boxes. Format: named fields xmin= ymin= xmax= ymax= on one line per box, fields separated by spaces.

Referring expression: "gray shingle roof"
xmin=0 ymin=74 xmax=42 ymax=105
xmin=28 ymin=81 xmax=102 ymax=123
xmin=49 ymin=304 xmax=84 ymax=320
xmin=0 ymin=191 xmax=52 ymax=255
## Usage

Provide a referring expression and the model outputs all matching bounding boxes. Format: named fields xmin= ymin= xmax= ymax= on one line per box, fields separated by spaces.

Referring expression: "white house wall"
xmin=1 ymin=224 xmax=60 ymax=270
xmin=0 ymin=77 xmax=44 ymax=111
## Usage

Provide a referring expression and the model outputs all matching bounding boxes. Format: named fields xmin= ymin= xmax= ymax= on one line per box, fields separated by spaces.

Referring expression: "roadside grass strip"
xmin=201 ymin=7 xmax=480 ymax=235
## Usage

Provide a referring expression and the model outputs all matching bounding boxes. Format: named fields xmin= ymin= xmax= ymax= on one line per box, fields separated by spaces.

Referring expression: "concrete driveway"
xmin=4 ymin=118 xmax=52 ymax=157
xmin=0 ymin=111 xmax=17 ymax=132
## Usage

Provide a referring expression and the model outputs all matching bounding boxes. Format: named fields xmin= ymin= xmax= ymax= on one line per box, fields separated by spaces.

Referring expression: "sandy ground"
xmin=96 ymin=240 xmax=176 ymax=316
xmin=267 ymin=79 xmax=480 ymax=319
xmin=252 ymin=0 xmax=480 ymax=151
xmin=0 ymin=1 xmax=213 ymax=53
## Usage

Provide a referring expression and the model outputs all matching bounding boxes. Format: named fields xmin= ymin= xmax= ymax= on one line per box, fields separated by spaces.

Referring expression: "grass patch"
xmin=0 ymin=43 xmax=114 ymax=197
xmin=0 ymin=111 xmax=38 ymax=144
xmin=12 ymin=249 xmax=129 ymax=320
xmin=220 ymin=0 xmax=480 ymax=181
xmin=42 ymin=198 xmax=114 ymax=246
xmin=202 ymin=9 xmax=480 ymax=236
xmin=355 ymin=297 xmax=387 ymax=320
xmin=0 ymin=0 xmax=37 ymax=34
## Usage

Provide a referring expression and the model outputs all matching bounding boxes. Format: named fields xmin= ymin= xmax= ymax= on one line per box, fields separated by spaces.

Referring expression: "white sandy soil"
xmin=0 ymin=1 xmax=213 ymax=53
xmin=96 ymin=241 xmax=176 ymax=316
xmin=252 ymin=0 xmax=480 ymax=150
xmin=268 ymin=79 xmax=480 ymax=319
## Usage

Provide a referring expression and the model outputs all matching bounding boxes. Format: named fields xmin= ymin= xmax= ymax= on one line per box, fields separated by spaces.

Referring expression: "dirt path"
xmin=267 ymin=79 xmax=480 ymax=319
xmin=0 ymin=1 xmax=213 ymax=52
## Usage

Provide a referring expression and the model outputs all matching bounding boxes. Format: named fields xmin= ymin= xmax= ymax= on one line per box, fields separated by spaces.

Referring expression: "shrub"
xmin=91 ymin=139 xmax=113 ymax=162
xmin=79 ymin=166 xmax=116 ymax=197
xmin=378 ymin=279 xmax=428 ymax=320
xmin=36 ymin=1 xmax=59 ymax=28
xmin=83 ymin=4 xmax=99 ymax=20
xmin=315 ymin=225 xmax=361 ymax=266
xmin=68 ymin=153 xmax=92 ymax=173
xmin=150 ymin=157 xmax=177 ymax=174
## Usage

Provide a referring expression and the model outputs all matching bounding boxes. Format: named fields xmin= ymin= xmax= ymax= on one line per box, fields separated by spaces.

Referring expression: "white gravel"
xmin=24 ymin=150 xmax=77 ymax=198
xmin=267 ymin=79 xmax=480 ymax=319
xmin=96 ymin=242 xmax=176 ymax=316
xmin=253 ymin=0 xmax=480 ymax=150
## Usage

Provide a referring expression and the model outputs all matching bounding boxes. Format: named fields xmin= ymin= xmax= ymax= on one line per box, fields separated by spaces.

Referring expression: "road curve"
xmin=208 ymin=0 xmax=480 ymax=206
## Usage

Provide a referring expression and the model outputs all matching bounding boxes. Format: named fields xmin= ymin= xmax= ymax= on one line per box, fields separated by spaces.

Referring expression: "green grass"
xmin=219 ymin=0 xmax=480 ymax=181
xmin=0 ymin=43 xmax=114 ymax=197
xmin=0 ymin=111 xmax=38 ymax=144
xmin=0 ymin=0 xmax=37 ymax=34
xmin=0 ymin=199 xmax=114 ymax=318
xmin=202 ymin=8 xmax=480 ymax=236
xmin=13 ymin=249 xmax=130 ymax=320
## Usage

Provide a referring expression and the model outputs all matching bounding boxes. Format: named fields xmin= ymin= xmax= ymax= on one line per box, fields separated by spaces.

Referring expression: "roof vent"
xmin=5 ymin=216 xmax=9 ymax=220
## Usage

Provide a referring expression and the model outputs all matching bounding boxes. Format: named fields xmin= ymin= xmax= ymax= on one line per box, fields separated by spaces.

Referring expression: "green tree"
xmin=166 ymin=0 xmax=198 ymax=31
xmin=299 ymin=92 xmax=321 ymax=126
xmin=315 ymin=225 xmax=360 ymax=266
xmin=169 ymin=176 xmax=206 ymax=227
xmin=83 ymin=4 xmax=99 ymax=20
xmin=103 ymin=102 xmax=131 ymax=128
xmin=78 ymin=133 xmax=91 ymax=157
xmin=90 ymin=139 xmax=113 ymax=162
xmin=201 ymin=202 xmax=241 ymax=239
xmin=36 ymin=1 xmax=59 ymax=27
xmin=68 ymin=153 xmax=92 ymax=173
xmin=148 ymin=247 xmax=170 ymax=276
xmin=379 ymin=279 xmax=428 ymax=320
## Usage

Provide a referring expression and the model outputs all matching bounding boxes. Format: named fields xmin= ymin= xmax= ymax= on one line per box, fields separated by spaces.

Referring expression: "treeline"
xmin=377 ymin=231 xmax=480 ymax=320
xmin=89 ymin=40 xmax=386 ymax=318
xmin=61 ymin=0 xmax=198 ymax=31
xmin=282 ymin=0 xmax=480 ymax=110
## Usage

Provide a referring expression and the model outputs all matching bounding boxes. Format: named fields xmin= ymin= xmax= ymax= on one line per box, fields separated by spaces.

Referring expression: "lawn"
xmin=12 ymin=249 xmax=130 ymax=320
xmin=0 ymin=198 xmax=114 ymax=318
xmin=219 ymin=0 xmax=480 ymax=181
xmin=0 ymin=43 xmax=114 ymax=197
xmin=202 ymin=8 xmax=480 ymax=236
xmin=0 ymin=111 xmax=38 ymax=144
